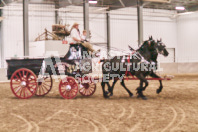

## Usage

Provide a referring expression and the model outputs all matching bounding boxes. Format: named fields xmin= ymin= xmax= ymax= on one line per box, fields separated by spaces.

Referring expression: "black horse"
xmin=101 ymin=37 xmax=169 ymax=99
xmin=127 ymin=38 xmax=169 ymax=95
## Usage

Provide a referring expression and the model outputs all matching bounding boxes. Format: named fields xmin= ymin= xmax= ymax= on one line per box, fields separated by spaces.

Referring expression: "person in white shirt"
xmin=81 ymin=30 xmax=88 ymax=42
xmin=70 ymin=22 xmax=100 ymax=56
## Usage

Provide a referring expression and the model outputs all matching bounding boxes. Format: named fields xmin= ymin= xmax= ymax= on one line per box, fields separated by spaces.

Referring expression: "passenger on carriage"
xmin=69 ymin=22 xmax=100 ymax=56
xmin=81 ymin=30 xmax=88 ymax=42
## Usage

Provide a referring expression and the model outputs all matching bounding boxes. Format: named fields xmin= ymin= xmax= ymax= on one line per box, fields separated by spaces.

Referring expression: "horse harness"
xmin=124 ymin=50 xmax=156 ymax=80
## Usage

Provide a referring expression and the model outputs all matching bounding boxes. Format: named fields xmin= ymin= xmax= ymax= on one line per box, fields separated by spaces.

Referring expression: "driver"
xmin=70 ymin=22 xmax=100 ymax=56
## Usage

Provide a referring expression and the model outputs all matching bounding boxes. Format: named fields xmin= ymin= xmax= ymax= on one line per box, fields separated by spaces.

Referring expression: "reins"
xmin=125 ymin=51 xmax=136 ymax=80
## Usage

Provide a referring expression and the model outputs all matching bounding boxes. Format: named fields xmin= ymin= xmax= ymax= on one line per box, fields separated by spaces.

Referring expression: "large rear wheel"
xmin=10 ymin=68 xmax=37 ymax=99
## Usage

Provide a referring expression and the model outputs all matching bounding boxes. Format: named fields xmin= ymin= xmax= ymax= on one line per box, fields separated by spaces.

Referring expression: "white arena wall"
xmin=1 ymin=4 xmax=55 ymax=59
xmin=1 ymin=5 xmax=178 ymax=62
xmin=160 ymin=62 xmax=198 ymax=74
xmin=177 ymin=12 xmax=198 ymax=63
xmin=0 ymin=4 xmax=198 ymax=79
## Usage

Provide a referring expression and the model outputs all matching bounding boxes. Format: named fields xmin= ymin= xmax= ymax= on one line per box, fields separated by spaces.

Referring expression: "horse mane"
xmin=137 ymin=41 xmax=150 ymax=52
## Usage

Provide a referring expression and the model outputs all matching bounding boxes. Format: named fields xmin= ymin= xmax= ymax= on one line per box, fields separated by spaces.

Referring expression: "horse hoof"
xmin=137 ymin=95 xmax=147 ymax=100
xmin=105 ymin=91 xmax=109 ymax=95
xmin=156 ymin=89 xmax=161 ymax=94
xmin=104 ymin=95 xmax=109 ymax=99
xmin=142 ymin=96 xmax=148 ymax=100
xmin=129 ymin=93 xmax=133 ymax=97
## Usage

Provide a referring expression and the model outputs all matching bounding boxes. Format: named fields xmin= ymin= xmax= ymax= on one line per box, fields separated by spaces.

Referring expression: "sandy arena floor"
xmin=0 ymin=75 xmax=198 ymax=132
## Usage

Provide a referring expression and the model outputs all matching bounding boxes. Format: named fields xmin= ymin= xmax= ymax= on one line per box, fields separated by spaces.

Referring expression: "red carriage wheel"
xmin=59 ymin=76 xmax=78 ymax=99
xmin=79 ymin=83 xmax=96 ymax=96
xmin=35 ymin=75 xmax=53 ymax=96
xmin=10 ymin=68 xmax=37 ymax=99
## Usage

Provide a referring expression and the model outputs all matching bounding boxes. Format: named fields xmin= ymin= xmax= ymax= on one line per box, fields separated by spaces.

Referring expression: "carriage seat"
xmin=64 ymin=42 xmax=89 ymax=60
xmin=69 ymin=43 xmax=88 ymax=52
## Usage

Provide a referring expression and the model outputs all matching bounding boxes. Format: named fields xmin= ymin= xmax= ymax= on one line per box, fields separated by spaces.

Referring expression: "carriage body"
xmin=6 ymin=57 xmax=92 ymax=79
xmin=6 ymin=57 xmax=95 ymax=99
xmin=6 ymin=58 xmax=44 ymax=80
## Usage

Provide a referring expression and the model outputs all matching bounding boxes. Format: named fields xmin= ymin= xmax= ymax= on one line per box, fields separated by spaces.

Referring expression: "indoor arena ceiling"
xmin=1 ymin=0 xmax=198 ymax=12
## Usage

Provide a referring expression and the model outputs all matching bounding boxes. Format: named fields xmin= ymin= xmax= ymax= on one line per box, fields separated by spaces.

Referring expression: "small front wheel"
xmin=35 ymin=75 xmax=53 ymax=96
xmin=59 ymin=76 xmax=78 ymax=99
xmin=79 ymin=83 xmax=96 ymax=96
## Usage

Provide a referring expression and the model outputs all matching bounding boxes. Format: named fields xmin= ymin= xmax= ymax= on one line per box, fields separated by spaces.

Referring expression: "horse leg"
xmin=106 ymin=82 xmax=111 ymax=94
xmin=108 ymin=79 xmax=118 ymax=96
xmin=120 ymin=79 xmax=133 ymax=97
xmin=101 ymin=81 xmax=109 ymax=98
xmin=150 ymin=72 xmax=163 ymax=94
xmin=136 ymin=74 xmax=149 ymax=100
xmin=136 ymin=81 xmax=143 ymax=91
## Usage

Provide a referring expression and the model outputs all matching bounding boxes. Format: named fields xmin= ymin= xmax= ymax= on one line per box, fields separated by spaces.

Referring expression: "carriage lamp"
xmin=89 ymin=0 xmax=97 ymax=4
xmin=175 ymin=6 xmax=185 ymax=10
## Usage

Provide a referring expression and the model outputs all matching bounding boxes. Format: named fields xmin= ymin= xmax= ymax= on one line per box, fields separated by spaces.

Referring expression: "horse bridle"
xmin=156 ymin=41 xmax=165 ymax=55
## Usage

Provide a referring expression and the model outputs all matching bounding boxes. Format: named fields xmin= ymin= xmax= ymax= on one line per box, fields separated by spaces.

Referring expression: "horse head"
xmin=156 ymin=39 xmax=169 ymax=57
xmin=141 ymin=37 xmax=156 ymax=52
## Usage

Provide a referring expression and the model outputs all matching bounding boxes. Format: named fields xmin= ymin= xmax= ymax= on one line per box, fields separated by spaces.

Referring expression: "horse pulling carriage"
xmin=6 ymin=37 xmax=173 ymax=99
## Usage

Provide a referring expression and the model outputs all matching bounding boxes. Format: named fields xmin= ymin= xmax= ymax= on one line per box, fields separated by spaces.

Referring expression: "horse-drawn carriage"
xmin=6 ymin=37 xmax=173 ymax=100
xmin=6 ymin=44 xmax=97 ymax=99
